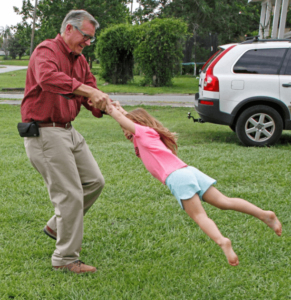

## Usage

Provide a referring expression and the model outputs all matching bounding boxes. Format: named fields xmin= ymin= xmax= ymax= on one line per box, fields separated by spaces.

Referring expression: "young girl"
xmin=106 ymin=102 xmax=282 ymax=266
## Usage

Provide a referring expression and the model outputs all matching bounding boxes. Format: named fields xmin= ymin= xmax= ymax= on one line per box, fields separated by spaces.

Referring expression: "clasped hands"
xmin=87 ymin=89 xmax=127 ymax=115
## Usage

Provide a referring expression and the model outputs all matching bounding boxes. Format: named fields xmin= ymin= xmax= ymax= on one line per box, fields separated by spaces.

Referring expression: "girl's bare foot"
xmin=262 ymin=211 xmax=282 ymax=236
xmin=220 ymin=238 xmax=239 ymax=266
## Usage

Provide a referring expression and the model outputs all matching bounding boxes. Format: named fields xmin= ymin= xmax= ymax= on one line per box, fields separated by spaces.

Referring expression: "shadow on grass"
xmin=179 ymin=129 xmax=239 ymax=146
xmin=277 ymin=132 xmax=291 ymax=145
xmin=181 ymin=124 xmax=291 ymax=147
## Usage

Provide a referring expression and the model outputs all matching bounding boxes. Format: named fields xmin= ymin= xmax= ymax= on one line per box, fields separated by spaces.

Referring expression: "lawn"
xmin=0 ymin=69 xmax=27 ymax=90
xmin=0 ymin=104 xmax=291 ymax=299
xmin=0 ymin=60 xmax=198 ymax=94
xmin=0 ymin=58 xmax=30 ymax=66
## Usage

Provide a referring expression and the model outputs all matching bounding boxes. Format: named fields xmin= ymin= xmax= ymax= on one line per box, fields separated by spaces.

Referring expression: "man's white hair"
xmin=60 ymin=10 xmax=99 ymax=34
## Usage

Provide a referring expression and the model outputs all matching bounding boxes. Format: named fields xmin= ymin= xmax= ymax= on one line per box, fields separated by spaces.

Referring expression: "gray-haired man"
xmin=21 ymin=10 xmax=107 ymax=273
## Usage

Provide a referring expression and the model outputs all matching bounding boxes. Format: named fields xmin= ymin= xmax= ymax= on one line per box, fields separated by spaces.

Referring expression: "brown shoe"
xmin=43 ymin=225 xmax=57 ymax=240
xmin=44 ymin=225 xmax=82 ymax=252
xmin=53 ymin=260 xmax=96 ymax=274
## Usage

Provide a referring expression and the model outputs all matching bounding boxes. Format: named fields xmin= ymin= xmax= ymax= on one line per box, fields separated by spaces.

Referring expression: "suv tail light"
xmin=203 ymin=45 xmax=236 ymax=92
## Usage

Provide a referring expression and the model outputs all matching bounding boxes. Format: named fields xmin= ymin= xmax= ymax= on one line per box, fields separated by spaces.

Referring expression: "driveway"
xmin=0 ymin=65 xmax=28 ymax=73
xmin=0 ymin=93 xmax=194 ymax=107
xmin=0 ymin=65 xmax=194 ymax=107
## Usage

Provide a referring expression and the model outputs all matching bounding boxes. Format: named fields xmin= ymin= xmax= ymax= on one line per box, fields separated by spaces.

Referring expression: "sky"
xmin=0 ymin=0 xmax=24 ymax=29
xmin=0 ymin=0 xmax=140 ymax=29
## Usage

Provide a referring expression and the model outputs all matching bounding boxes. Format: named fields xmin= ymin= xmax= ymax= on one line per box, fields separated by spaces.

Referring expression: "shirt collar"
xmin=55 ymin=34 xmax=81 ymax=58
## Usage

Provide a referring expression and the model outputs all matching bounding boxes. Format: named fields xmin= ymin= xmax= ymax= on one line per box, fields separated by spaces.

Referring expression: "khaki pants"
xmin=24 ymin=126 xmax=104 ymax=266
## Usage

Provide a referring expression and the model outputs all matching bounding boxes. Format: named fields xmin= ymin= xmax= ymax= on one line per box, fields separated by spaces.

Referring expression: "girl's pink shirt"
xmin=133 ymin=124 xmax=187 ymax=184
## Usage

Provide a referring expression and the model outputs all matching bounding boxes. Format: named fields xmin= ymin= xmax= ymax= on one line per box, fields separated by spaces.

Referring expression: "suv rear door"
xmin=218 ymin=47 xmax=287 ymax=114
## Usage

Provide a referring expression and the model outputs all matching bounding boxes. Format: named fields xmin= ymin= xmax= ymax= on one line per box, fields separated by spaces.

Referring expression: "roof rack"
xmin=241 ymin=35 xmax=291 ymax=44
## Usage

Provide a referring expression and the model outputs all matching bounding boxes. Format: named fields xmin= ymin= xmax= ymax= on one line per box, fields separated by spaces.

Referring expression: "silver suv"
xmin=191 ymin=37 xmax=291 ymax=146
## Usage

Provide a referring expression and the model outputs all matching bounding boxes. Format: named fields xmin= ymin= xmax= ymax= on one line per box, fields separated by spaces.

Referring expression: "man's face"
xmin=66 ymin=20 xmax=95 ymax=55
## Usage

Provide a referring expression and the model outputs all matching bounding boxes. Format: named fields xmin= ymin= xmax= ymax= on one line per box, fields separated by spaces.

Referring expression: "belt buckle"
xmin=65 ymin=122 xmax=70 ymax=129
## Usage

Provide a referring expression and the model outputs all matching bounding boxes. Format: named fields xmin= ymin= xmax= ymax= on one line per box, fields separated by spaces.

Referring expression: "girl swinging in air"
xmin=106 ymin=102 xmax=282 ymax=266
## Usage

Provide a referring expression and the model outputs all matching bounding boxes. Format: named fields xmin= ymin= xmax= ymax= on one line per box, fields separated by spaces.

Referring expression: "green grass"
xmin=0 ymin=69 xmax=27 ymax=90
xmin=0 ymin=61 xmax=197 ymax=94
xmin=1 ymin=104 xmax=291 ymax=299
xmin=0 ymin=60 xmax=30 ymax=66
xmin=96 ymin=75 xmax=197 ymax=94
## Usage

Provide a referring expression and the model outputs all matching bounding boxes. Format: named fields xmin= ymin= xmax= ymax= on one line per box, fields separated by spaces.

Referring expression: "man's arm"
xmin=106 ymin=104 xmax=135 ymax=134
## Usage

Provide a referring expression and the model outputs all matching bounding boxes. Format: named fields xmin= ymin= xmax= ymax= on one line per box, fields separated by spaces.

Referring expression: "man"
xmin=21 ymin=10 xmax=109 ymax=273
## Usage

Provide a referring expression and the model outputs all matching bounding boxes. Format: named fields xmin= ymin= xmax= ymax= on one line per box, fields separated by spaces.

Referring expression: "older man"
xmin=21 ymin=10 xmax=108 ymax=273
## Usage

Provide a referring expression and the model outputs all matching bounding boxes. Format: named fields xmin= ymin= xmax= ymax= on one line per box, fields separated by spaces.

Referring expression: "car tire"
xmin=235 ymin=105 xmax=283 ymax=147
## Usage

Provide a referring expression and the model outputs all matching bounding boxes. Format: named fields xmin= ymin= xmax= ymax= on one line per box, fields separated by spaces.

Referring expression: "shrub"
xmin=134 ymin=18 xmax=188 ymax=87
xmin=96 ymin=24 xmax=135 ymax=84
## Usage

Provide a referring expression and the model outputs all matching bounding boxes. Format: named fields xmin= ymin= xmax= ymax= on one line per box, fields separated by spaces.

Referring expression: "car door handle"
xmin=282 ymin=83 xmax=291 ymax=87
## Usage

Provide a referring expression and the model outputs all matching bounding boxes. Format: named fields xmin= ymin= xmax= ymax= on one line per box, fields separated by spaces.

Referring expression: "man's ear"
xmin=65 ymin=24 xmax=73 ymax=35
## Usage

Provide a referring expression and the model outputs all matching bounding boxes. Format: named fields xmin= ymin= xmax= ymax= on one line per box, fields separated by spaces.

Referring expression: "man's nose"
xmin=85 ymin=39 xmax=91 ymax=46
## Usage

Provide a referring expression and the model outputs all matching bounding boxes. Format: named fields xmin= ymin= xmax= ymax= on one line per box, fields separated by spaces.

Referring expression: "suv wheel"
xmin=235 ymin=105 xmax=283 ymax=147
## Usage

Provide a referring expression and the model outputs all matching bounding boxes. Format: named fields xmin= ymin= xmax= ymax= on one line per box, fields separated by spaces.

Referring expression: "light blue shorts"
xmin=165 ymin=166 xmax=216 ymax=210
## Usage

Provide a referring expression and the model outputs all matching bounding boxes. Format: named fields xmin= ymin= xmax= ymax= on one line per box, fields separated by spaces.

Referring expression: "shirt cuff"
xmin=92 ymin=108 xmax=103 ymax=118
xmin=72 ymin=78 xmax=83 ymax=92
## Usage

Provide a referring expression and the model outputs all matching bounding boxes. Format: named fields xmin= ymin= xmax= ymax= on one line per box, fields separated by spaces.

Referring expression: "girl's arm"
xmin=106 ymin=101 xmax=136 ymax=134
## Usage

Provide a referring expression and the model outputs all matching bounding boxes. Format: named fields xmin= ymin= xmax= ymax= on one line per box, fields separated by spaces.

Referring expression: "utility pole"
xmin=30 ymin=0 xmax=38 ymax=56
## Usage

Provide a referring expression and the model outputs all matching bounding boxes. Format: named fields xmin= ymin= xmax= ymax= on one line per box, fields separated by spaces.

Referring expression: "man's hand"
xmin=87 ymin=89 xmax=109 ymax=111
xmin=73 ymin=84 xmax=109 ymax=111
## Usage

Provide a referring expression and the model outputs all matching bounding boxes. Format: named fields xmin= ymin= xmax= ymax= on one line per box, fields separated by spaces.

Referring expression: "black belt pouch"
xmin=17 ymin=122 xmax=39 ymax=137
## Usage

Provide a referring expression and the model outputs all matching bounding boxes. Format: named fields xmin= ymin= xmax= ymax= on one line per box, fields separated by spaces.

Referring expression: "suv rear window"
xmin=233 ymin=48 xmax=287 ymax=74
xmin=201 ymin=49 xmax=223 ymax=73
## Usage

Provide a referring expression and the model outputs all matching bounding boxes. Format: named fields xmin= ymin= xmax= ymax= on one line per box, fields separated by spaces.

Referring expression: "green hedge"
xmin=134 ymin=18 xmax=188 ymax=87
xmin=96 ymin=24 xmax=135 ymax=84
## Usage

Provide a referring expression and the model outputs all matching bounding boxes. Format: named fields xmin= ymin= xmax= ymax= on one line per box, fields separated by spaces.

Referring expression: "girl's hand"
xmin=105 ymin=100 xmax=113 ymax=114
xmin=112 ymin=101 xmax=128 ymax=115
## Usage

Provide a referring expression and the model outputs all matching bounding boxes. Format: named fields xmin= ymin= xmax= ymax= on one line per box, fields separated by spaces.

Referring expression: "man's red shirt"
xmin=21 ymin=34 xmax=103 ymax=123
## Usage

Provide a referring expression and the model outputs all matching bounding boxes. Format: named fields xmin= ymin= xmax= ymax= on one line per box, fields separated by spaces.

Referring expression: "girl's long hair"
xmin=126 ymin=108 xmax=178 ymax=156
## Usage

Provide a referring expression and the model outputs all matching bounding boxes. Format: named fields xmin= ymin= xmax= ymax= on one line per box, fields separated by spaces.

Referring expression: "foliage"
xmin=97 ymin=24 xmax=135 ymax=84
xmin=7 ymin=36 xmax=28 ymax=60
xmin=132 ymin=0 xmax=261 ymax=44
xmin=13 ymin=0 xmax=130 ymax=62
xmin=0 ymin=26 xmax=12 ymax=58
xmin=11 ymin=23 xmax=31 ymax=59
xmin=134 ymin=18 xmax=188 ymax=87
xmin=0 ymin=104 xmax=291 ymax=299
xmin=212 ymin=0 xmax=261 ymax=44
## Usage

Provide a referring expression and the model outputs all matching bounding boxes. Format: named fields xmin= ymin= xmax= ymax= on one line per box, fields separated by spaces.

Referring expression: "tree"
xmin=211 ymin=0 xmax=260 ymax=43
xmin=11 ymin=23 xmax=31 ymax=59
xmin=8 ymin=36 xmax=28 ymax=59
xmin=0 ymin=36 xmax=3 ymax=49
xmin=133 ymin=0 xmax=260 ymax=43
xmin=97 ymin=24 xmax=135 ymax=84
xmin=0 ymin=26 xmax=12 ymax=58
xmin=13 ymin=0 xmax=130 ymax=63
xmin=134 ymin=18 xmax=188 ymax=87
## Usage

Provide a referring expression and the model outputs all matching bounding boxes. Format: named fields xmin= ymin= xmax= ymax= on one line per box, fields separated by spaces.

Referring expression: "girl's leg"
xmin=183 ymin=194 xmax=239 ymax=266
xmin=203 ymin=186 xmax=282 ymax=236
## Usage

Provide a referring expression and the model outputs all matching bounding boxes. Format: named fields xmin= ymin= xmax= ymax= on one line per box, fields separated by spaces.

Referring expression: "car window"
xmin=201 ymin=49 xmax=223 ymax=73
xmin=284 ymin=51 xmax=291 ymax=75
xmin=233 ymin=48 xmax=287 ymax=74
